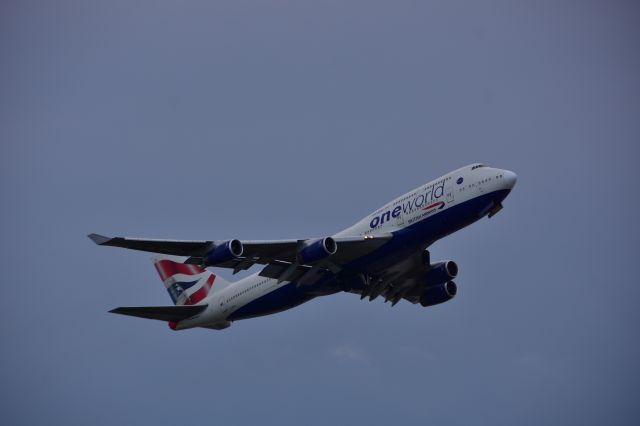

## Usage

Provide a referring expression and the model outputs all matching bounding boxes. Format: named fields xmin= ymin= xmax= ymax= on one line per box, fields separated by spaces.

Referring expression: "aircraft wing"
xmin=88 ymin=233 xmax=392 ymax=278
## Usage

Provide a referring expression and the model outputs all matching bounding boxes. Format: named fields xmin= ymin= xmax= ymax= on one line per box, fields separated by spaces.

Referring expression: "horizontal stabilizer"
xmin=109 ymin=305 xmax=207 ymax=322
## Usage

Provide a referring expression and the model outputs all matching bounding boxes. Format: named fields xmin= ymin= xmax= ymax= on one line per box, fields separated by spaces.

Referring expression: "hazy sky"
xmin=2 ymin=1 xmax=639 ymax=425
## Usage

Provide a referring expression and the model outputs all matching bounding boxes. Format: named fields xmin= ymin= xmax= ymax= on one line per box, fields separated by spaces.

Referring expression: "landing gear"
xmin=488 ymin=202 xmax=503 ymax=218
xmin=422 ymin=249 xmax=430 ymax=266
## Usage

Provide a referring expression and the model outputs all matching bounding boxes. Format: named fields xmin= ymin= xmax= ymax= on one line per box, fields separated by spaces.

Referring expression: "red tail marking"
xmin=155 ymin=260 xmax=206 ymax=282
xmin=184 ymin=274 xmax=216 ymax=305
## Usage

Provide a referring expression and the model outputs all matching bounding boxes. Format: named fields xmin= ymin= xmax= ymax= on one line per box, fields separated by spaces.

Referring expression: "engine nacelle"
xmin=204 ymin=239 xmax=243 ymax=265
xmin=424 ymin=260 xmax=458 ymax=287
xmin=298 ymin=237 xmax=337 ymax=264
xmin=420 ymin=281 xmax=457 ymax=307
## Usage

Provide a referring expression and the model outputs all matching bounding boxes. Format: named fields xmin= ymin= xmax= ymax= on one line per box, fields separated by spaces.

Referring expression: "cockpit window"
xmin=471 ymin=164 xmax=486 ymax=170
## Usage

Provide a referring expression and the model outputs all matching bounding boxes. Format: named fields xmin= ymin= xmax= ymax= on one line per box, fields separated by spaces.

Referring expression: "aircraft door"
xmin=218 ymin=295 xmax=228 ymax=314
xmin=396 ymin=210 xmax=405 ymax=228
xmin=446 ymin=183 xmax=455 ymax=204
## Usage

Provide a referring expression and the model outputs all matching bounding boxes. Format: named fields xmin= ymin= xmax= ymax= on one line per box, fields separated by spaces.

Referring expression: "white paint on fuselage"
xmin=178 ymin=164 xmax=517 ymax=330
xmin=335 ymin=164 xmax=515 ymax=237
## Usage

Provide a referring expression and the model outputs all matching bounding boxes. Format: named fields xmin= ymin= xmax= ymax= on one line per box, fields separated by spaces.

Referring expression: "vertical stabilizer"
xmin=153 ymin=255 xmax=231 ymax=305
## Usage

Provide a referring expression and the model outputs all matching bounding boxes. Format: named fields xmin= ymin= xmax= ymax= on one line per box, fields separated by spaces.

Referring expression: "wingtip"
xmin=88 ymin=233 xmax=111 ymax=245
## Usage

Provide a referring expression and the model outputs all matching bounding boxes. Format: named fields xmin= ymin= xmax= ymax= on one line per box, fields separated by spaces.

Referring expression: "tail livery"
xmin=154 ymin=257 xmax=217 ymax=305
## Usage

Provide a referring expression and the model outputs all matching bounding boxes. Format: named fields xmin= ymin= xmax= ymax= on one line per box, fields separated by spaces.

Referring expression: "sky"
xmin=1 ymin=0 xmax=639 ymax=424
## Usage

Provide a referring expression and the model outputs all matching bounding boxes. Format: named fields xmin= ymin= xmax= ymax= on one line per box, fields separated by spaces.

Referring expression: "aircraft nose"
xmin=503 ymin=170 xmax=517 ymax=189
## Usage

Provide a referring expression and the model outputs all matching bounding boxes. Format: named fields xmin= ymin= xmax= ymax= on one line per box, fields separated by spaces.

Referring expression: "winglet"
xmin=88 ymin=233 xmax=112 ymax=245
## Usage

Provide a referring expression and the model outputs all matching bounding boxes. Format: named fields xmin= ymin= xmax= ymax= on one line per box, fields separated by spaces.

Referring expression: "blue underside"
xmin=228 ymin=189 xmax=511 ymax=321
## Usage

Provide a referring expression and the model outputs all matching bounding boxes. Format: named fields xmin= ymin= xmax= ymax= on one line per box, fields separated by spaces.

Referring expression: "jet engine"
xmin=420 ymin=281 xmax=457 ymax=307
xmin=424 ymin=260 xmax=458 ymax=287
xmin=204 ymin=239 xmax=243 ymax=265
xmin=298 ymin=237 xmax=337 ymax=264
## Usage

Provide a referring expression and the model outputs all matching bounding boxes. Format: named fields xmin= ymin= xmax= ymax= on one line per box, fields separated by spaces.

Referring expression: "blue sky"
xmin=2 ymin=1 xmax=639 ymax=425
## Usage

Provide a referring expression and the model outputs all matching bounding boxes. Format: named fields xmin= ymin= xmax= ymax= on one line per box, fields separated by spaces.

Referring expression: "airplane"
xmin=89 ymin=164 xmax=517 ymax=331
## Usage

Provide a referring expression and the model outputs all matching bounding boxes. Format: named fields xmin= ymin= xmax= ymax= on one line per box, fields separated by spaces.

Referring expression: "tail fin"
xmin=153 ymin=255 xmax=230 ymax=305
